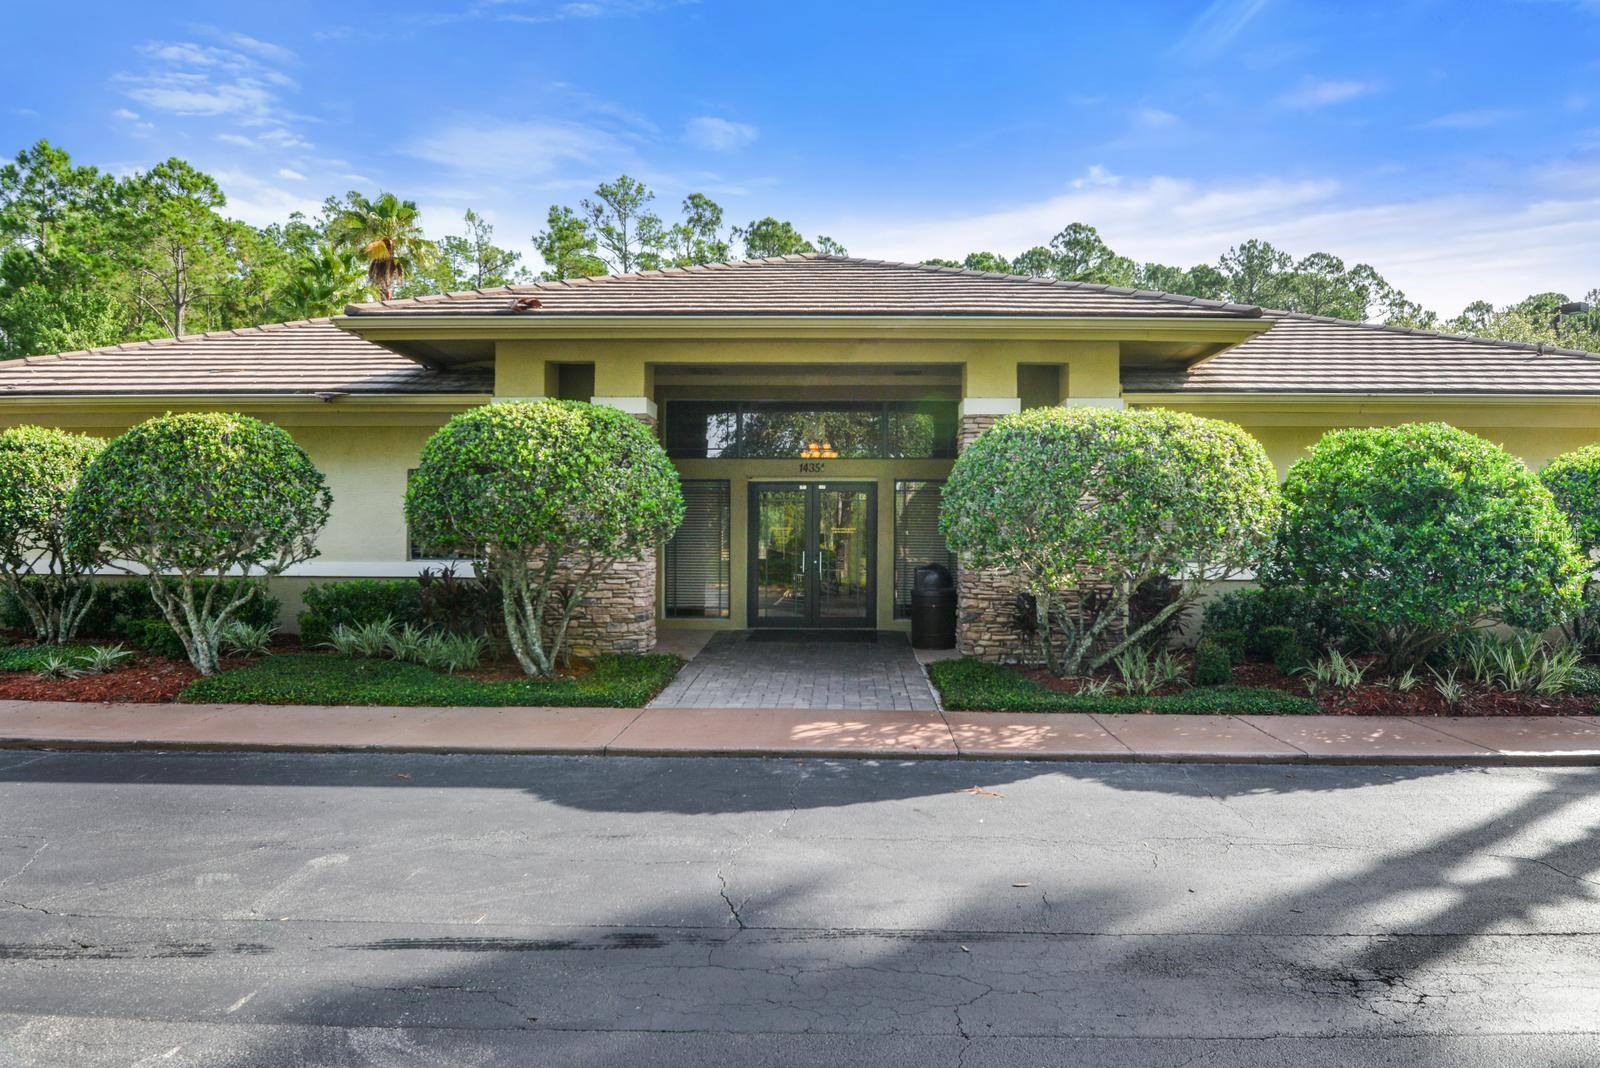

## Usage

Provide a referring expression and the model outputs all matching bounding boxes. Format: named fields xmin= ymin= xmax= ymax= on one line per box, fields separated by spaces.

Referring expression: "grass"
xmin=178 ymin=652 xmax=683 ymax=708
xmin=0 ymin=643 xmax=98 ymax=673
xmin=929 ymin=657 xmax=1318 ymax=715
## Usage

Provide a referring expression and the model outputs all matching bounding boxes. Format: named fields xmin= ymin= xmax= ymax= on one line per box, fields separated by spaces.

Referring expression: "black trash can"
xmin=910 ymin=563 xmax=956 ymax=650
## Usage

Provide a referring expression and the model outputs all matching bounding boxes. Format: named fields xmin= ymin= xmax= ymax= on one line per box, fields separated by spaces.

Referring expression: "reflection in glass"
xmin=817 ymin=488 xmax=871 ymax=621
xmin=754 ymin=488 xmax=807 ymax=623
xmin=665 ymin=401 xmax=958 ymax=459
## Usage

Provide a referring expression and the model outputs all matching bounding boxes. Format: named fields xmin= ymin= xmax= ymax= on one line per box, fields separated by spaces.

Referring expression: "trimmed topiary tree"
xmin=940 ymin=406 xmax=1280 ymax=676
xmin=1539 ymin=444 xmax=1600 ymax=652
xmin=1541 ymin=444 xmax=1600 ymax=555
xmin=1279 ymin=422 xmax=1586 ymax=671
xmin=0 ymin=426 xmax=106 ymax=642
xmin=65 ymin=412 xmax=331 ymax=674
xmin=405 ymin=400 xmax=684 ymax=677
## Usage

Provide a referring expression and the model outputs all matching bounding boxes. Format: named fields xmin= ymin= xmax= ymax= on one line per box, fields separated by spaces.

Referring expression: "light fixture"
xmin=799 ymin=440 xmax=839 ymax=459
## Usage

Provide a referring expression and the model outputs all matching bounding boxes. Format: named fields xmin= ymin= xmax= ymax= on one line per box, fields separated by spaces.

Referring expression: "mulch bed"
xmin=0 ymin=654 xmax=204 ymax=702
xmin=1021 ymin=659 xmax=1596 ymax=717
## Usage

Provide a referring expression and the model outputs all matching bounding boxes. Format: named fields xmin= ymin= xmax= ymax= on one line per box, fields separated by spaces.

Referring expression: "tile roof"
xmin=343 ymin=253 xmax=1266 ymax=319
xmin=0 ymin=318 xmax=491 ymax=398
xmin=1121 ymin=311 xmax=1600 ymax=395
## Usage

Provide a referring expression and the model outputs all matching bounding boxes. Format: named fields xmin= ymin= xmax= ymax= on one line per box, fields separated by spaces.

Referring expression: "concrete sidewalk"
xmin=2 ymin=699 xmax=1600 ymax=764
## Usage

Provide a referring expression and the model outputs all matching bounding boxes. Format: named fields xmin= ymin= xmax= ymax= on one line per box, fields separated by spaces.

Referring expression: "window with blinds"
xmin=665 ymin=480 xmax=731 ymax=618
xmin=894 ymin=481 xmax=955 ymax=618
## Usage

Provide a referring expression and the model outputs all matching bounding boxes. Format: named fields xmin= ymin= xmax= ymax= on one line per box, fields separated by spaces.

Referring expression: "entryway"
xmin=749 ymin=481 xmax=876 ymax=628
xmin=647 ymin=630 xmax=939 ymax=710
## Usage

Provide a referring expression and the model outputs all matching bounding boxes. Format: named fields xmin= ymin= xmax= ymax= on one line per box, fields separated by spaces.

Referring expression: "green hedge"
xmin=179 ymin=652 xmax=682 ymax=707
xmin=2 ymin=578 xmax=279 ymax=644
xmin=0 ymin=643 xmax=97 ymax=673
xmin=928 ymin=657 xmax=1316 ymax=715
xmin=297 ymin=580 xmax=425 ymax=647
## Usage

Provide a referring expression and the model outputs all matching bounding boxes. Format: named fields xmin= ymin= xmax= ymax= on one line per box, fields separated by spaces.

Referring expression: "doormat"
xmin=744 ymin=630 xmax=881 ymax=644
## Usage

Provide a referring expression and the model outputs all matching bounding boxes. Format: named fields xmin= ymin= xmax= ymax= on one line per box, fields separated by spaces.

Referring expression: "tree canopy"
xmin=1 ymin=139 xmax=1594 ymax=360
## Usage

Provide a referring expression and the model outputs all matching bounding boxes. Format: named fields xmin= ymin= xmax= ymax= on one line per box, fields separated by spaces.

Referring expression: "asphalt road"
xmin=0 ymin=751 xmax=1597 ymax=1067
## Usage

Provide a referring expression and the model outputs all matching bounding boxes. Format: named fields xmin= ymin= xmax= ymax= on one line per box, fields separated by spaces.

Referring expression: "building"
xmin=5 ymin=254 xmax=1598 ymax=659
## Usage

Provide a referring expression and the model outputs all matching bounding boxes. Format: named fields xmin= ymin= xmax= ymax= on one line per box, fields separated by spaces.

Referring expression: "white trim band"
xmin=1061 ymin=396 xmax=1127 ymax=409
xmin=958 ymin=397 xmax=1022 ymax=418
xmin=591 ymin=396 xmax=659 ymax=419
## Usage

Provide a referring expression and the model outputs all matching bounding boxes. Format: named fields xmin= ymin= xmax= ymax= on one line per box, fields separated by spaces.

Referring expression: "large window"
xmin=894 ymin=480 xmax=956 ymax=618
xmin=666 ymin=401 xmax=957 ymax=460
xmin=665 ymin=480 xmax=731 ymax=618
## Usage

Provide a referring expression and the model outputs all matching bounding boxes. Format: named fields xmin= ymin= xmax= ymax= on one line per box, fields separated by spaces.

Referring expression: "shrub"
xmin=1207 ymin=627 xmax=1247 ymax=665
xmin=218 ymin=620 xmax=276 ymax=658
xmin=118 ymin=616 xmax=188 ymax=658
xmin=65 ymin=412 xmax=331 ymax=675
xmin=1540 ymin=446 xmax=1600 ymax=655
xmin=417 ymin=564 xmax=501 ymax=637
xmin=297 ymin=580 xmax=423 ymax=647
xmin=1201 ymin=585 xmax=1343 ymax=656
xmin=928 ymin=657 xmax=1315 ymax=715
xmin=406 ymin=401 xmax=683 ymax=676
xmin=1278 ymin=423 xmax=1586 ymax=671
xmin=940 ymin=406 xmax=1279 ymax=676
xmin=1191 ymin=640 xmax=1234 ymax=686
xmin=0 ymin=643 xmax=95 ymax=673
xmin=1254 ymin=625 xmax=1297 ymax=663
xmin=0 ymin=426 xmax=106 ymax=642
xmin=1273 ymin=638 xmax=1311 ymax=676
xmin=179 ymin=652 xmax=682 ymax=707
xmin=1541 ymin=444 xmax=1600 ymax=555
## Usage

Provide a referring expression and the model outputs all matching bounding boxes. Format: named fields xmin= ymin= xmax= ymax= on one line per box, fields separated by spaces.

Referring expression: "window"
xmin=894 ymin=480 xmax=955 ymax=618
xmin=664 ymin=401 xmax=958 ymax=459
xmin=665 ymin=480 xmax=731 ymax=617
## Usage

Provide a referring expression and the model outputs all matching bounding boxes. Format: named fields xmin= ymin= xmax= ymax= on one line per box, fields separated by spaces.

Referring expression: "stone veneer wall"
xmin=953 ymin=411 xmax=1120 ymax=666
xmin=955 ymin=412 xmax=1036 ymax=662
xmin=553 ymin=555 xmax=658 ymax=657
xmin=548 ymin=408 xmax=660 ymax=658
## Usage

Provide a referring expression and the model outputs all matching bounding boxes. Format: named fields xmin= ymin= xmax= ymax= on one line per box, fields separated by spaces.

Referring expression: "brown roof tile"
xmin=0 ymin=318 xmax=490 ymax=398
xmin=1121 ymin=311 xmax=1600 ymax=396
xmin=343 ymin=254 xmax=1266 ymax=319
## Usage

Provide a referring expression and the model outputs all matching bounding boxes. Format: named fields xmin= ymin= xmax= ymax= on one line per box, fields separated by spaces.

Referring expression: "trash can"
xmin=910 ymin=563 xmax=956 ymax=649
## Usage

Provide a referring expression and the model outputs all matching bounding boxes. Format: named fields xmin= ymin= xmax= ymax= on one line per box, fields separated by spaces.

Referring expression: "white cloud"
xmin=217 ymin=132 xmax=256 ymax=148
xmin=1421 ymin=108 xmax=1518 ymax=129
xmin=684 ymin=115 xmax=758 ymax=151
xmin=407 ymin=118 xmax=623 ymax=175
xmin=1070 ymin=164 xmax=1121 ymax=190
xmin=116 ymin=36 xmax=305 ymax=136
xmin=1174 ymin=0 xmax=1273 ymax=56
xmin=112 ymin=108 xmax=141 ymax=121
xmin=277 ymin=167 xmax=306 ymax=181
xmin=259 ymin=127 xmax=312 ymax=150
xmin=1135 ymin=107 xmax=1180 ymax=128
xmin=831 ymin=170 xmax=1600 ymax=312
xmin=1278 ymin=78 xmax=1380 ymax=110
xmin=208 ymin=168 xmax=323 ymax=226
xmin=220 ymin=33 xmax=297 ymax=65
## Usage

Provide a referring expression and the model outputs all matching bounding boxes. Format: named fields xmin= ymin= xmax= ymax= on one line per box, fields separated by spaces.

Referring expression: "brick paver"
xmin=647 ymin=631 xmax=941 ymax=711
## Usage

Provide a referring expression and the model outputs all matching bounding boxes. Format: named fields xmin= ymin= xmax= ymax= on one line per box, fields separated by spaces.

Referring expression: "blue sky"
xmin=4 ymin=0 xmax=1598 ymax=312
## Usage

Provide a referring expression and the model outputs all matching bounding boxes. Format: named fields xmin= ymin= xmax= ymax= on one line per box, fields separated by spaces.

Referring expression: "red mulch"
xmin=1021 ymin=657 xmax=1596 ymax=718
xmin=0 ymin=653 xmax=203 ymax=702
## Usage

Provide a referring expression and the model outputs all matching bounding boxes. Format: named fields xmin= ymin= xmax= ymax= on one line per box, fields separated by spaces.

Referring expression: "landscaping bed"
xmin=931 ymin=654 xmax=1600 ymax=717
xmin=178 ymin=652 xmax=682 ymax=707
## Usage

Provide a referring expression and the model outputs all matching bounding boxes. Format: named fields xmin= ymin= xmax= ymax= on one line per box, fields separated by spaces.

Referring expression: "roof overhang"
xmin=334 ymin=314 xmax=1272 ymax=368
xmin=1125 ymin=390 xmax=1600 ymax=428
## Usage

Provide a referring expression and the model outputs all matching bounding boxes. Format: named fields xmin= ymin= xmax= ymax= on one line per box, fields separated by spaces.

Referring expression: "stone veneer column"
xmin=542 ymin=397 xmax=660 ymax=658
xmin=954 ymin=398 xmax=1039 ymax=664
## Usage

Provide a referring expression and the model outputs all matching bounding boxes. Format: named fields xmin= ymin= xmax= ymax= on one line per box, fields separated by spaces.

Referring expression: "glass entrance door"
xmin=750 ymin=482 xmax=875 ymax=628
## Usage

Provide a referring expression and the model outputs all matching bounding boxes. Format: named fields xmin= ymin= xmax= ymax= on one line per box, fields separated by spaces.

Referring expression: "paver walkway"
xmin=3 ymin=700 xmax=1600 ymax=764
xmin=648 ymin=630 xmax=940 ymax=710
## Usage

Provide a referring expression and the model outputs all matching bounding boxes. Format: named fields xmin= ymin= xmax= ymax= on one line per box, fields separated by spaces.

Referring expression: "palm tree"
xmin=327 ymin=192 xmax=436 ymax=300
xmin=276 ymin=244 xmax=370 ymax=320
